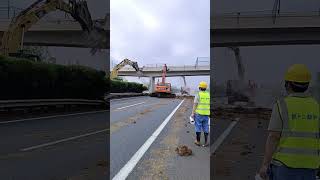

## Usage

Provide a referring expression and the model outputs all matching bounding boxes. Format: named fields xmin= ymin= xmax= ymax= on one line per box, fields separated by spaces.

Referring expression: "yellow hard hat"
xmin=199 ymin=81 xmax=208 ymax=89
xmin=284 ymin=64 xmax=311 ymax=83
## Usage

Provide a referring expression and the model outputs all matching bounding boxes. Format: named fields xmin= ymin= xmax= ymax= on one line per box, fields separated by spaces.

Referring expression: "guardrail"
xmin=0 ymin=99 xmax=106 ymax=109
xmin=212 ymin=10 xmax=320 ymax=26
xmin=120 ymin=65 xmax=210 ymax=71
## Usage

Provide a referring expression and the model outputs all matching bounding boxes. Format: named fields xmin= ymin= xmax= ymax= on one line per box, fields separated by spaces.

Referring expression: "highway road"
xmin=110 ymin=96 xmax=210 ymax=180
xmin=211 ymin=102 xmax=272 ymax=180
xmin=0 ymin=109 xmax=108 ymax=179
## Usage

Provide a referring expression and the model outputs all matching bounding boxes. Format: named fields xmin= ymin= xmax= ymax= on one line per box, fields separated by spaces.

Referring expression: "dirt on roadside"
xmin=213 ymin=106 xmax=272 ymax=120
xmin=212 ymin=107 xmax=271 ymax=180
xmin=138 ymin=99 xmax=193 ymax=180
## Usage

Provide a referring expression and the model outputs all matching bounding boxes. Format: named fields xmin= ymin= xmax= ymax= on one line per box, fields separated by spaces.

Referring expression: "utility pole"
xmin=278 ymin=0 xmax=281 ymax=14
xmin=7 ymin=0 xmax=10 ymax=19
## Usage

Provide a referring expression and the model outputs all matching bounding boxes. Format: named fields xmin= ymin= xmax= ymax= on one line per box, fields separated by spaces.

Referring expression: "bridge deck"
xmin=118 ymin=65 xmax=210 ymax=77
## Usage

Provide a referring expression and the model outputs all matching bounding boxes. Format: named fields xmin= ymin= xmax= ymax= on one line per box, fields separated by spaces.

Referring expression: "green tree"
xmin=24 ymin=46 xmax=52 ymax=62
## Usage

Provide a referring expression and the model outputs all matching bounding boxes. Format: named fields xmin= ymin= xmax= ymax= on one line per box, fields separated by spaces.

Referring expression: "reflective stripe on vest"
xmin=195 ymin=91 xmax=210 ymax=116
xmin=272 ymin=96 xmax=320 ymax=169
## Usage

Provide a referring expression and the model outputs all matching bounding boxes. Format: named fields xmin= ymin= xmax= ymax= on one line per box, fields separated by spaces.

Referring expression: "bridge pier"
xmin=182 ymin=76 xmax=187 ymax=87
xmin=149 ymin=76 xmax=155 ymax=93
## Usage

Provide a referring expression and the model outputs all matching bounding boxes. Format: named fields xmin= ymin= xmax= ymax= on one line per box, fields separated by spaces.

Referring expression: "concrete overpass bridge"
xmin=0 ymin=18 xmax=109 ymax=49
xmin=118 ymin=62 xmax=210 ymax=92
xmin=211 ymin=11 xmax=320 ymax=47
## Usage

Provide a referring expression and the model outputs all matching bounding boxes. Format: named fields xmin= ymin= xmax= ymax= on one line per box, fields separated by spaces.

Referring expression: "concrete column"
xmin=182 ymin=76 xmax=187 ymax=87
xmin=149 ymin=76 xmax=155 ymax=93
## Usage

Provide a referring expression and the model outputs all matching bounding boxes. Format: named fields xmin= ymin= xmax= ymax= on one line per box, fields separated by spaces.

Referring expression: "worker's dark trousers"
xmin=268 ymin=164 xmax=317 ymax=180
xmin=196 ymin=132 xmax=208 ymax=143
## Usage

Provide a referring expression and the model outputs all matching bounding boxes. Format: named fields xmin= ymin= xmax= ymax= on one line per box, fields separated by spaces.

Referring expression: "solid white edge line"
xmin=0 ymin=110 xmax=109 ymax=125
xmin=112 ymin=99 xmax=185 ymax=180
xmin=20 ymin=129 xmax=108 ymax=152
xmin=116 ymin=102 xmax=146 ymax=110
xmin=211 ymin=120 xmax=239 ymax=154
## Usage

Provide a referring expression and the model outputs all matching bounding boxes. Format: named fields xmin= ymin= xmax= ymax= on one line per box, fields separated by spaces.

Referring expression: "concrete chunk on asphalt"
xmin=175 ymin=145 xmax=192 ymax=156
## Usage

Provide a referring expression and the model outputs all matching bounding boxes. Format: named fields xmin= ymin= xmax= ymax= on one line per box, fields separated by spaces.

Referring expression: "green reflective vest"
xmin=195 ymin=91 xmax=210 ymax=116
xmin=272 ymin=96 xmax=320 ymax=169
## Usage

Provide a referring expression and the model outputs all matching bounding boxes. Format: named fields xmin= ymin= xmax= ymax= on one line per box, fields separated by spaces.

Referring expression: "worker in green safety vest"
xmin=258 ymin=64 xmax=320 ymax=180
xmin=191 ymin=81 xmax=210 ymax=147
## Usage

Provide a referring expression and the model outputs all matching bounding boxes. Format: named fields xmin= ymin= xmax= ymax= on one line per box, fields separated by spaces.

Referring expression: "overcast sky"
xmin=111 ymin=0 xmax=210 ymax=89
xmin=211 ymin=0 xmax=320 ymax=87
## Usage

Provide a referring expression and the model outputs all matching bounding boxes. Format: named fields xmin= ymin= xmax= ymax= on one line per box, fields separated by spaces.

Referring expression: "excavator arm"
xmin=110 ymin=58 xmax=141 ymax=79
xmin=0 ymin=0 xmax=102 ymax=56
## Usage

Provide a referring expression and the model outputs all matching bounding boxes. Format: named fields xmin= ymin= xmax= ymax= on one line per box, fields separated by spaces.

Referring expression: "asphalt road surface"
xmin=111 ymin=96 xmax=210 ymax=180
xmin=0 ymin=110 xmax=108 ymax=180
xmin=211 ymin=102 xmax=272 ymax=180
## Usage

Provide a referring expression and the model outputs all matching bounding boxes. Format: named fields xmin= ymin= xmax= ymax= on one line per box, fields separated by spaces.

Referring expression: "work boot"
xmin=195 ymin=132 xmax=201 ymax=146
xmin=202 ymin=142 xmax=209 ymax=147
xmin=203 ymin=132 xmax=209 ymax=147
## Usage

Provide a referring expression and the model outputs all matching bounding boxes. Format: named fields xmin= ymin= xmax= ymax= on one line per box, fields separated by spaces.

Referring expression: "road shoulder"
xmin=128 ymin=98 xmax=210 ymax=180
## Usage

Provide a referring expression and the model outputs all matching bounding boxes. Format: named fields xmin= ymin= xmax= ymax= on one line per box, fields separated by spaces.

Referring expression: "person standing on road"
xmin=258 ymin=64 xmax=320 ymax=180
xmin=191 ymin=81 xmax=210 ymax=147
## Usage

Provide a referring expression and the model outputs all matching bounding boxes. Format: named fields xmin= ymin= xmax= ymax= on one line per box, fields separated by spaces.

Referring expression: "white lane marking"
xmin=112 ymin=100 xmax=185 ymax=180
xmin=20 ymin=129 xmax=108 ymax=152
xmin=116 ymin=102 xmax=145 ymax=110
xmin=110 ymin=96 xmax=145 ymax=102
xmin=211 ymin=119 xmax=239 ymax=153
xmin=111 ymin=100 xmax=147 ymax=109
xmin=0 ymin=110 xmax=108 ymax=125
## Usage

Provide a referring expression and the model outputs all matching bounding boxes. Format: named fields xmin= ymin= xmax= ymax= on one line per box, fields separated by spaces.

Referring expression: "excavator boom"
xmin=110 ymin=58 xmax=141 ymax=79
xmin=0 ymin=0 xmax=103 ymax=57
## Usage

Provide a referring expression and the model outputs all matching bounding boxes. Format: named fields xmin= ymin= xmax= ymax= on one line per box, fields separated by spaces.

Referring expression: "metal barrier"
xmin=0 ymin=99 xmax=106 ymax=109
xmin=212 ymin=10 xmax=320 ymax=25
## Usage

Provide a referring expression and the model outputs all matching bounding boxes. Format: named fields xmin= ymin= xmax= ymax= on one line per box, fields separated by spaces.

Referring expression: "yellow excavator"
xmin=110 ymin=58 xmax=141 ymax=80
xmin=0 ymin=0 xmax=104 ymax=61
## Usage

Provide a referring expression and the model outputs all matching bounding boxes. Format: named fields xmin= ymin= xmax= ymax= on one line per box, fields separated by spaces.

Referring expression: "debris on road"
xmin=175 ymin=145 xmax=192 ymax=156
xmin=213 ymin=106 xmax=272 ymax=120
xmin=175 ymin=95 xmax=194 ymax=100
xmin=131 ymin=98 xmax=210 ymax=180
xmin=213 ymin=107 xmax=270 ymax=179
xmin=96 ymin=160 xmax=107 ymax=167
